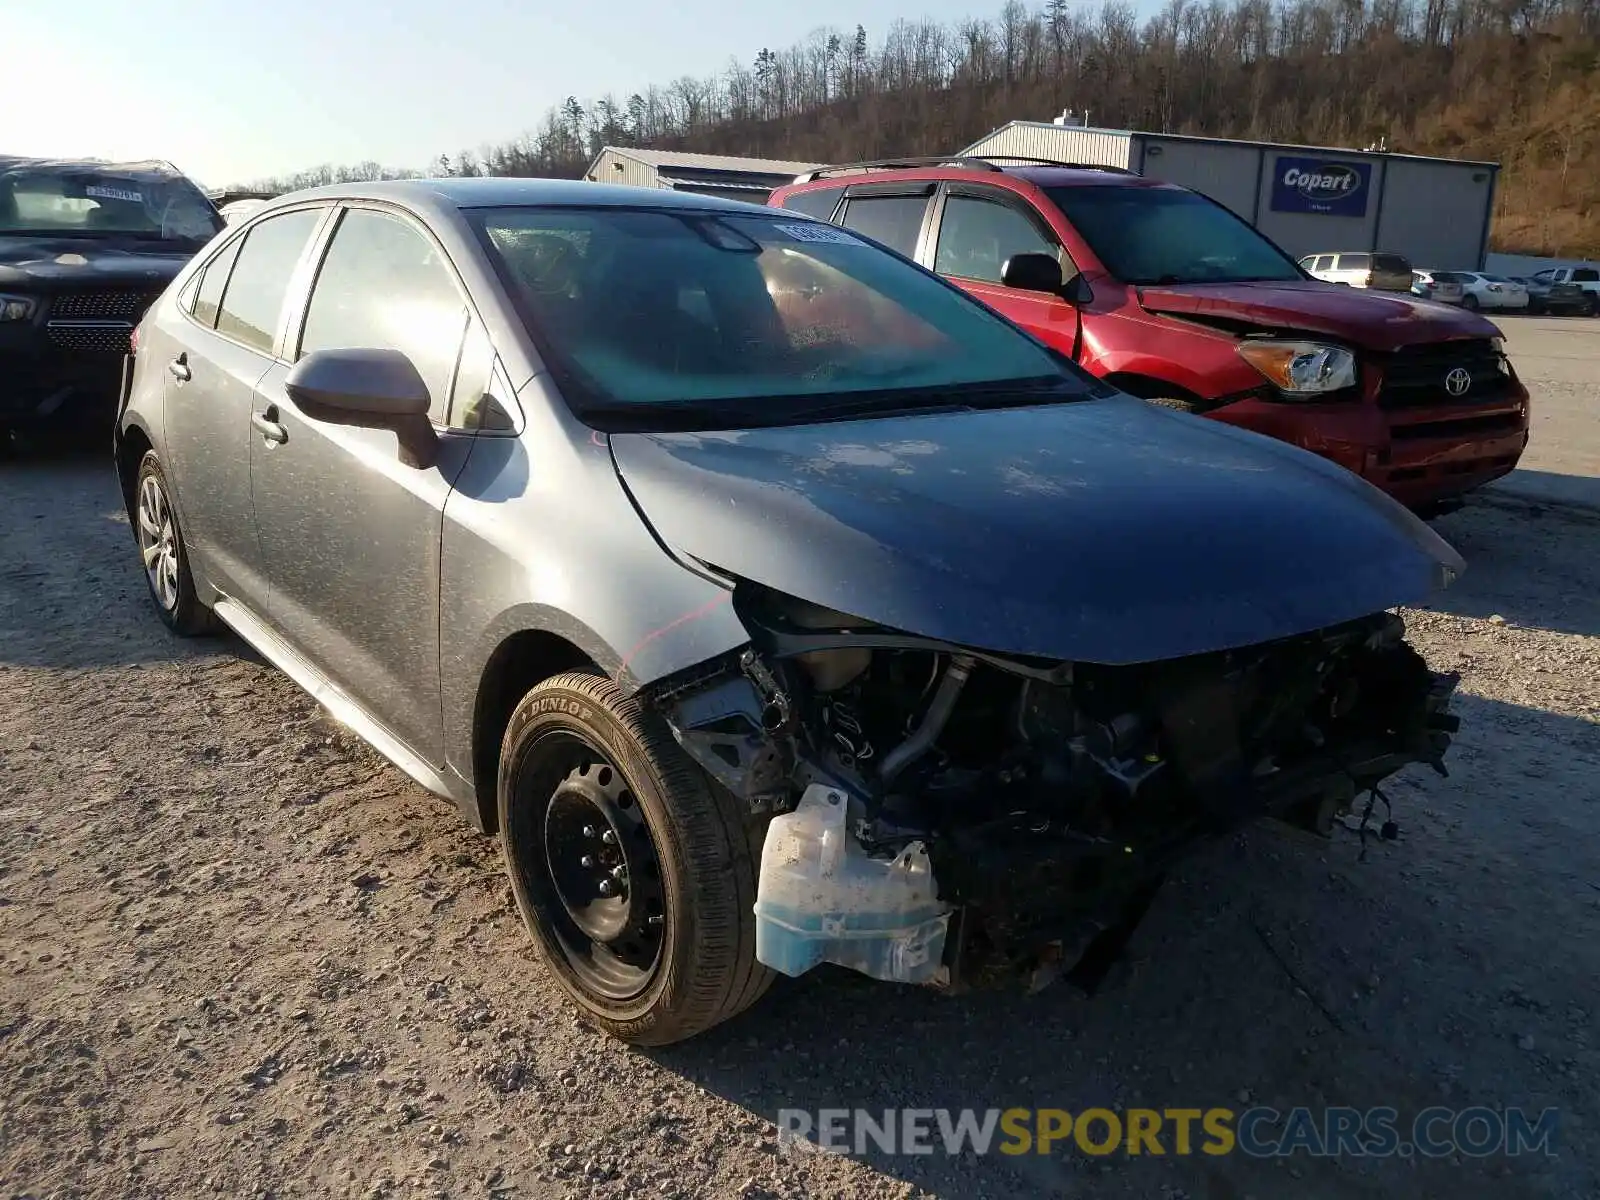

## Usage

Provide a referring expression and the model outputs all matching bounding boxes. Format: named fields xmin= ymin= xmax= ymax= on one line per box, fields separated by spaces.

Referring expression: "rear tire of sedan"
xmin=1461 ymin=294 xmax=1480 ymax=311
xmin=133 ymin=452 xmax=217 ymax=637
xmin=498 ymin=671 xmax=773 ymax=1046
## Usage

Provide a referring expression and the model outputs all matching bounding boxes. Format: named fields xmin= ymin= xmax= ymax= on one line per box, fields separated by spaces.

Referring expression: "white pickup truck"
xmin=1531 ymin=265 xmax=1600 ymax=315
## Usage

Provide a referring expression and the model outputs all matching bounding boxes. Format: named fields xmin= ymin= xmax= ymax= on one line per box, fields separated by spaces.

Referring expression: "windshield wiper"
xmin=800 ymin=376 xmax=1088 ymax=422
xmin=577 ymin=376 xmax=1089 ymax=433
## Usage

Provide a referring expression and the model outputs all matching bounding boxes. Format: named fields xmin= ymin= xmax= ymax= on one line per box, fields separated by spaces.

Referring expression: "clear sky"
xmin=5 ymin=0 xmax=1083 ymax=190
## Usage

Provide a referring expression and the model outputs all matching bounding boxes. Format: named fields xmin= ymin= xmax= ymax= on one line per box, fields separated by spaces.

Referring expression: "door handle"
xmin=251 ymin=408 xmax=288 ymax=445
xmin=168 ymin=354 xmax=190 ymax=383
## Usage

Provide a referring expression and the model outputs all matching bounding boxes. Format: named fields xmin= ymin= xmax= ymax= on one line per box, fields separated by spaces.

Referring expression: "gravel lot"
xmin=2 ymin=402 xmax=1598 ymax=1197
xmin=1500 ymin=314 xmax=1600 ymax=490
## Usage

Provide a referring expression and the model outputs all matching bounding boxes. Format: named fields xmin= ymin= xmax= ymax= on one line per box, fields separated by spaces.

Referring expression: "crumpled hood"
xmin=0 ymin=235 xmax=194 ymax=288
xmin=608 ymin=396 xmax=1464 ymax=665
xmin=1138 ymin=279 xmax=1502 ymax=351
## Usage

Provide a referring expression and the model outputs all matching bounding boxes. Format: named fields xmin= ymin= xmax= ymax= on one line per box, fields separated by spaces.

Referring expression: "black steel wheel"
xmin=499 ymin=672 xmax=772 ymax=1045
xmin=535 ymin=746 xmax=667 ymax=1000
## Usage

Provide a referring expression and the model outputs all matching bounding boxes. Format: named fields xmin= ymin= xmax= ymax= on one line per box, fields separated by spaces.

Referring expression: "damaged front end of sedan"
xmin=642 ymin=584 xmax=1460 ymax=995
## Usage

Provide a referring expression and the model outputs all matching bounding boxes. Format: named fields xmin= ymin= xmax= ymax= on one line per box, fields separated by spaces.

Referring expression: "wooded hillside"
xmin=252 ymin=0 xmax=1600 ymax=258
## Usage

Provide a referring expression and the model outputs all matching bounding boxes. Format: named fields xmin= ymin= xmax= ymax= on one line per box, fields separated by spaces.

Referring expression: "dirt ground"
xmin=1 ymin=451 xmax=1597 ymax=1200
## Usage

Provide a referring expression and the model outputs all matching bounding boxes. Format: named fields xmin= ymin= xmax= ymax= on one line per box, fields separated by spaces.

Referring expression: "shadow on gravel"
xmin=1417 ymin=500 xmax=1600 ymax=637
xmin=0 ymin=451 xmax=263 ymax=670
xmin=648 ymin=690 xmax=1599 ymax=1200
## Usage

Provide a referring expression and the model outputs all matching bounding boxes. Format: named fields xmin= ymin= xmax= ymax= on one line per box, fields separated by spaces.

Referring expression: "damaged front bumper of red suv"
xmin=1211 ymin=338 xmax=1531 ymax=510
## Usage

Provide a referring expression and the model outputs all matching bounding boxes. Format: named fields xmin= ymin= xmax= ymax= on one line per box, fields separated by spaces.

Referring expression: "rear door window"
xmin=838 ymin=194 xmax=928 ymax=258
xmin=1372 ymin=253 xmax=1411 ymax=274
xmin=298 ymin=207 xmax=469 ymax=425
xmin=934 ymin=193 xmax=1063 ymax=285
xmin=215 ymin=209 xmax=324 ymax=354
xmin=778 ymin=187 xmax=845 ymax=222
xmin=190 ymin=236 xmax=243 ymax=330
xmin=1573 ymin=268 xmax=1599 ymax=282
xmin=1337 ymin=253 xmax=1371 ymax=270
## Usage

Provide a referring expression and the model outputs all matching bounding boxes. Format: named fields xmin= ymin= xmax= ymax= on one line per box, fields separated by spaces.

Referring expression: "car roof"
xmin=1003 ymin=165 xmax=1171 ymax=189
xmin=253 ymin=177 xmax=776 ymax=222
xmin=780 ymin=161 xmax=1175 ymax=193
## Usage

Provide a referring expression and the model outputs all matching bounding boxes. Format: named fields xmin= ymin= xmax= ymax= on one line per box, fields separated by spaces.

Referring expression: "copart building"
xmin=961 ymin=119 xmax=1498 ymax=271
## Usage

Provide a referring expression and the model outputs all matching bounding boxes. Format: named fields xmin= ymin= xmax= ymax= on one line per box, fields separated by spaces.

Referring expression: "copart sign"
xmin=1270 ymin=156 xmax=1372 ymax=217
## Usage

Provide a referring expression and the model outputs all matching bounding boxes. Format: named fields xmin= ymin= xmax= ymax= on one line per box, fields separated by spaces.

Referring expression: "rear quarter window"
xmin=215 ymin=208 xmax=324 ymax=354
xmin=1338 ymin=253 xmax=1371 ymax=270
xmin=1372 ymin=254 xmax=1411 ymax=274
xmin=189 ymin=236 xmax=243 ymax=329
xmin=778 ymin=187 xmax=844 ymax=222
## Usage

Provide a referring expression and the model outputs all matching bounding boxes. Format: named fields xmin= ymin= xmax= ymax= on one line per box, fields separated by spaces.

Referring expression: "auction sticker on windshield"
xmin=773 ymin=222 xmax=862 ymax=245
xmin=85 ymin=185 xmax=143 ymax=203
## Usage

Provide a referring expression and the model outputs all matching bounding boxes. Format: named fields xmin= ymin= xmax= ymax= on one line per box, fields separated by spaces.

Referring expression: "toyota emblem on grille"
xmin=1444 ymin=367 xmax=1472 ymax=396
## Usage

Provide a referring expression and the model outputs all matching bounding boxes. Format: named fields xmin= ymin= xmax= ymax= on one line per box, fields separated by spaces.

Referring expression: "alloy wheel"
xmin=136 ymin=474 xmax=180 ymax=613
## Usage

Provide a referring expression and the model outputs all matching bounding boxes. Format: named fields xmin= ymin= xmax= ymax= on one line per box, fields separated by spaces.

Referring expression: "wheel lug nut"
xmin=582 ymin=825 xmax=596 ymax=838
xmin=598 ymin=880 xmax=615 ymax=897
xmin=610 ymin=866 xmax=625 ymax=880
xmin=647 ymin=914 xmax=664 ymax=926
xmin=601 ymin=830 xmax=617 ymax=845
xmin=580 ymin=855 xmax=595 ymax=868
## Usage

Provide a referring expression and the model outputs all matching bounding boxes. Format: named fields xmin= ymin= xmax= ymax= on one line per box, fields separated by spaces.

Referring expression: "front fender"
xmin=436 ymin=381 xmax=754 ymax=788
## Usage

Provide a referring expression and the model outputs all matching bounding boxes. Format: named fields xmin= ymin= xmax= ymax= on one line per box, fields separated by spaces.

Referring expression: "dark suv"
xmin=1 ymin=157 xmax=222 ymax=445
xmin=770 ymin=158 xmax=1530 ymax=512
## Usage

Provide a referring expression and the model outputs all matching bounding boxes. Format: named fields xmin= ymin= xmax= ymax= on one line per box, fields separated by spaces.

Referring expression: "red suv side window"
xmin=837 ymin=195 xmax=926 ymax=258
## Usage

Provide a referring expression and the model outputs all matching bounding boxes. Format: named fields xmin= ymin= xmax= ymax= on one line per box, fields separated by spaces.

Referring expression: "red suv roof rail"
xmin=791 ymin=156 xmax=1138 ymax=183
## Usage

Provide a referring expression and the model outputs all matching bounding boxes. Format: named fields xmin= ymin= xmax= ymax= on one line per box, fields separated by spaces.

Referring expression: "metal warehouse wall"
xmin=962 ymin=125 xmax=1495 ymax=269
xmin=1250 ymin=150 xmax=1383 ymax=261
xmin=1132 ymin=137 xmax=1259 ymax=219
xmin=586 ymin=149 xmax=662 ymax=189
xmin=1372 ymin=158 xmax=1495 ymax=271
xmin=1487 ymin=251 xmax=1600 ymax=275
xmin=963 ymin=124 xmax=1134 ymax=169
xmin=1130 ymin=135 xmax=1494 ymax=270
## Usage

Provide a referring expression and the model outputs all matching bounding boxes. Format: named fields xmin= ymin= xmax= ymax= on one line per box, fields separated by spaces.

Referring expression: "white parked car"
xmin=1444 ymin=272 xmax=1529 ymax=312
xmin=1298 ymin=251 xmax=1414 ymax=292
xmin=1411 ymin=270 xmax=1465 ymax=305
xmin=217 ymin=197 xmax=269 ymax=224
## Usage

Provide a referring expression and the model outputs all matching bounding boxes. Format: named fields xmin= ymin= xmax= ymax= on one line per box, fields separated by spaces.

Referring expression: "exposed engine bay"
xmin=646 ymin=583 xmax=1461 ymax=991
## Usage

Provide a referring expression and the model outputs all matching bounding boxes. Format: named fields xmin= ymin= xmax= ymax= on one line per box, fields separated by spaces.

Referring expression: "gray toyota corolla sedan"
xmin=115 ymin=178 xmax=1463 ymax=1045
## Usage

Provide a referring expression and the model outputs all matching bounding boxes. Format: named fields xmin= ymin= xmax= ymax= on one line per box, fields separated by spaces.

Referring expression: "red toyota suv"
xmin=768 ymin=158 xmax=1530 ymax=512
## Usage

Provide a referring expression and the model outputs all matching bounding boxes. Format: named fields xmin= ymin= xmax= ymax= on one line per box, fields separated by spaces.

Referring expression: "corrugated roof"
xmin=599 ymin=146 xmax=822 ymax=176
xmin=963 ymin=122 xmax=1498 ymax=169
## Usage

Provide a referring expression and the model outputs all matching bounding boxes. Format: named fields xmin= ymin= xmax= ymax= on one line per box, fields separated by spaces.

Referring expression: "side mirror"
xmin=285 ymin=348 xmax=439 ymax=469
xmin=1000 ymin=253 xmax=1094 ymax=307
xmin=1001 ymin=252 xmax=1063 ymax=295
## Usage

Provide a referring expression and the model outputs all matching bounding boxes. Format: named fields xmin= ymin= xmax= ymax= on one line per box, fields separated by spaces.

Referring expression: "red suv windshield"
xmin=1044 ymin=186 xmax=1303 ymax=286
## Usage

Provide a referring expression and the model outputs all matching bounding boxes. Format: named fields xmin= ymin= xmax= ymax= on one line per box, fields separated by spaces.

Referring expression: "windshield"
xmin=0 ymin=159 xmax=222 ymax=246
xmin=1045 ymin=186 xmax=1303 ymax=285
xmin=472 ymin=206 xmax=1089 ymax=421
